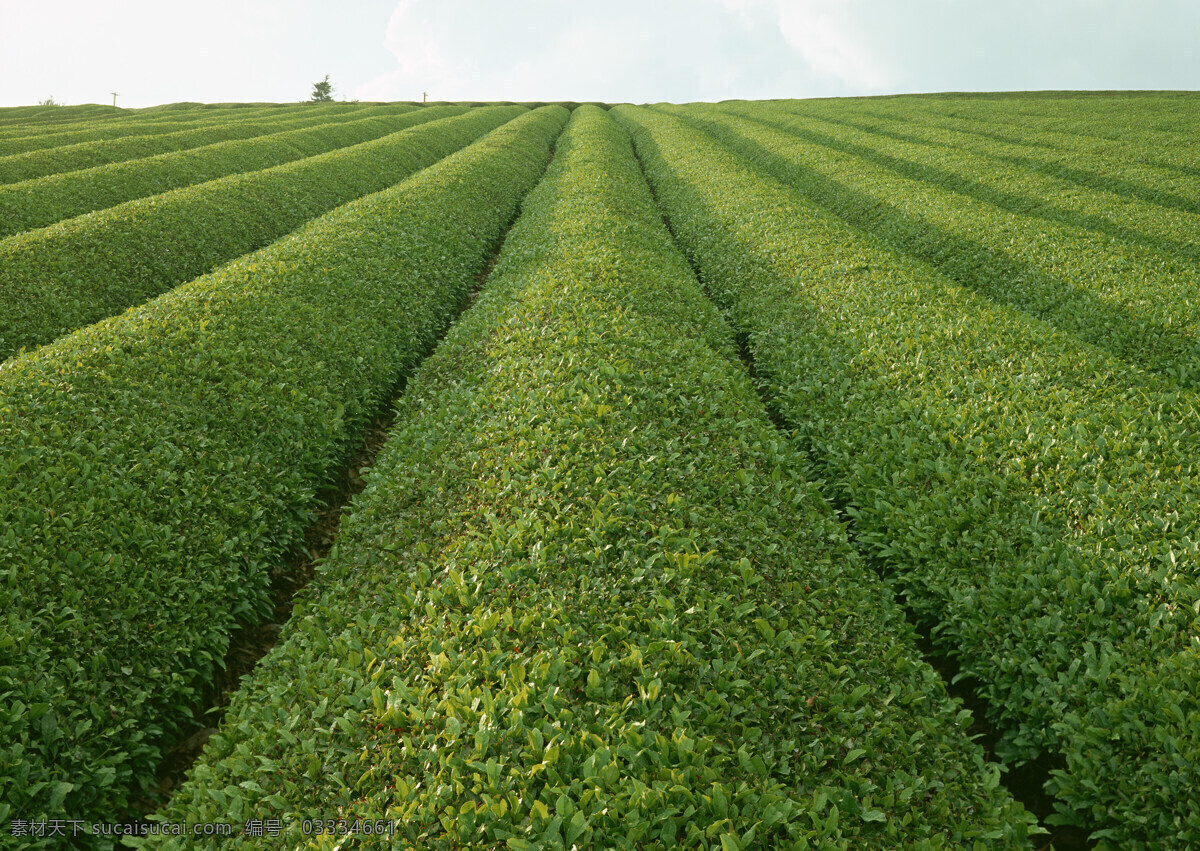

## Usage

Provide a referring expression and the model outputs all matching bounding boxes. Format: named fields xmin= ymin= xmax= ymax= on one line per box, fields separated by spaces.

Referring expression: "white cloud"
xmin=360 ymin=0 xmax=826 ymax=103
xmin=775 ymin=1 xmax=896 ymax=91
xmin=359 ymin=0 xmax=910 ymax=103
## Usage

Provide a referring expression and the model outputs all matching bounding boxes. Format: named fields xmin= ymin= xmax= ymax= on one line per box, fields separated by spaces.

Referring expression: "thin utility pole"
xmin=423 ymin=91 xmax=427 ymax=103
xmin=110 ymin=92 xmax=119 ymax=107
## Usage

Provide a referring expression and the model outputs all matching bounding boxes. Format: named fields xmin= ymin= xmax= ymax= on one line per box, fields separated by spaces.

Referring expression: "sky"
xmin=1 ymin=0 xmax=1197 ymax=108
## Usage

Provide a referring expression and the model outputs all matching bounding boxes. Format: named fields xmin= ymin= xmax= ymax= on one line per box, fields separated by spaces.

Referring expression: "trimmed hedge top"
xmin=0 ymin=105 xmax=566 ymax=835
xmin=148 ymin=105 xmax=1035 ymax=849
xmin=0 ymin=105 xmax=493 ymax=362
xmin=614 ymin=102 xmax=1200 ymax=848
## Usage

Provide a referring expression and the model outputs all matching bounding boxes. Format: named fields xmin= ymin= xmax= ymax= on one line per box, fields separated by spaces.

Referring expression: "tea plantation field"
xmin=0 ymin=93 xmax=1197 ymax=849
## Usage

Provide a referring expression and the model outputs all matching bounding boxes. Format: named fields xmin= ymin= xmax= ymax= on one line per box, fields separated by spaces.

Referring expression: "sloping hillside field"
xmin=0 ymin=93 xmax=1196 ymax=849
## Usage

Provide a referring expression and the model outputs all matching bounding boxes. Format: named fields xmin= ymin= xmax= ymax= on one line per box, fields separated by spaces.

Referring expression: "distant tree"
xmin=310 ymin=75 xmax=334 ymax=103
xmin=38 ymin=96 xmax=60 ymax=107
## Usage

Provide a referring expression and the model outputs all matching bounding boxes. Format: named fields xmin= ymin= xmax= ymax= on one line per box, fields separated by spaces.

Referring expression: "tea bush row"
xmin=0 ymin=106 xmax=455 ymax=238
xmin=0 ymin=104 xmax=124 ymax=128
xmin=0 ymin=104 xmax=403 ymax=183
xmin=0 ymin=104 xmax=333 ymax=155
xmin=148 ymin=106 xmax=1036 ymax=849
xmin=0 ymin=104 xmax=311 ymax=140
xmin=0 ymin=105 xmax=566 ymax=832
xmin=681 ymin=104 xmax=1200 ymax=391
xmin=614 ymin=104 xmax=1200 ymax=848
xmin=0 ymin=105 xmax=490 ymax=362
xmin=782 ymin=98 xmax=1200 ymax=216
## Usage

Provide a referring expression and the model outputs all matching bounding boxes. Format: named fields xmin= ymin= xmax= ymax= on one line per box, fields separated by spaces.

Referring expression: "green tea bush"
xmin=0 ymin=106 xmax=499 ymax=362
xmin=0 ymin=104 xmax=334 ymax=156
xmin=0 ymin=104 xmax=401 ymax=183
xmin=0 ymin=105 xmax=566 ymax=835
xmin=780 ymin=98 xmax=1200 ymax=216
xmin=0 ymin=104 xmax=124 ymax=128
xmin=0 ymin=107 xmax=446 ymax=237
xmin=614 ymin=104 xmax=1200 ymax=848
xmin=686 ymin=104 xmax=1200 ymax=390
xmin=148 ymin=106 xmax=1036 ymax=849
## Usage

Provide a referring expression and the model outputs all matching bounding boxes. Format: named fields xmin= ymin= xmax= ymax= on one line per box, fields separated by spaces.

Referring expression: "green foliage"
xmin=147 ymin=106 xmax=1035 ymax=849
xmin=0 ymin=90 xmax=1194 ymax=846
xmin=0 ymin=106 xmax=438 ymax=238
xmin=0 ymin=105 xmax=502 ymax=362
xmin=693 ymin=101 xmax=1200 ymax=391
xmin=0 ymin=105 xmax=291 ymax=158
xmin=786 ymin=96 xmax=1200 ymax=215
xmin=0 ymin=105 xmax=566 ymax=835
xmin=613 ymin=102 xmax=1200 ymax=847
xmin=0 ymin=103 xmax=122 ymax=130
xmin=310 ymin=75 xmax=334 ymax=103
xmin=0 ymin=103 xmax=379 ymax=183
